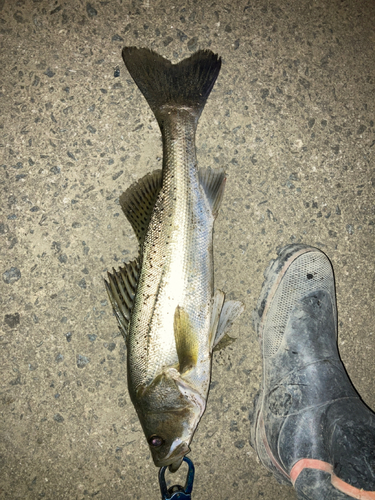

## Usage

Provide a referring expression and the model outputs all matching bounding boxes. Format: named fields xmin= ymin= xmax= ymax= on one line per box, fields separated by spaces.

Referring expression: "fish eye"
xmin=148 ymin=435 xmax=164 ymax=447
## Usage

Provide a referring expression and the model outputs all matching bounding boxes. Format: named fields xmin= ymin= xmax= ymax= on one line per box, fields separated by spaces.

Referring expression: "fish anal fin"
xmin=105 ymin=259 xmax=139 ymax=342
xmin=120 ymin=169 xmax=162 ymax=246
xmin=212 ymin=299 xmax=245 ymax=351
xmin=173 ymin=306 xmax=199 ymax=374
xmin=199 ymin=167 xmax=226 ymax=218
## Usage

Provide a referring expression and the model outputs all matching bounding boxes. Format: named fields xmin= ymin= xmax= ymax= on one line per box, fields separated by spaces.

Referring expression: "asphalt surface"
xmin=1 ymin=0 xmax=374 ymax=499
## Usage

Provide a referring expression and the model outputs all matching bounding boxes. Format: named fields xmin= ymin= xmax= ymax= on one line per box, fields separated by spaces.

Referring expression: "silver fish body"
xmin=106 ymin=48 xmax=244 ymax=471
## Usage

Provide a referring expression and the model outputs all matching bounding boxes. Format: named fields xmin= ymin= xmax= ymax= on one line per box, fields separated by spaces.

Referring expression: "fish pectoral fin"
xmin=199 ymin=167 xmax=226 ymax=218
xmin=120 ymin=169 xmax=162 ymax=246
xmin=173 ymin=306 xmax=199 ymax=375
xmin=211 ymin=298 xmax=245 ymax=352
xmin=105 ymin=259 xmax=139 ymax=341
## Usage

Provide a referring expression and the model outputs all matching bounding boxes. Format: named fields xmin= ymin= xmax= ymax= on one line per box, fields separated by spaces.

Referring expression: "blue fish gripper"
xmin=159 ymin=456 xmax=195 ymax=500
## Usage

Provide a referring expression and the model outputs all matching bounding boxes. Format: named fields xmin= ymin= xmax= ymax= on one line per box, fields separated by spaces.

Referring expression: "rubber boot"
xmin=251 ymin=244 xmax=375 ymax=500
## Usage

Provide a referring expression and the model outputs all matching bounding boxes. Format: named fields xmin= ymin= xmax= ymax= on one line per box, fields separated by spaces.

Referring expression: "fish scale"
xmin=130 ymin=110 xmax=213 ymax=387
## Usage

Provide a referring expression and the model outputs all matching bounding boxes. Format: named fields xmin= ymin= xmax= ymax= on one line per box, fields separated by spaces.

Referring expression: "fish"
xmin=105 ymin=47 xmax=244 ymax=471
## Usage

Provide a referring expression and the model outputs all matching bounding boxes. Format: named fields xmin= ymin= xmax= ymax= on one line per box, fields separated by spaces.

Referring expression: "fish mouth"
xmin=153 ymin=441 xmax=190 ymax=469
xmin=168 ymin=457 xmax=184 ymax=473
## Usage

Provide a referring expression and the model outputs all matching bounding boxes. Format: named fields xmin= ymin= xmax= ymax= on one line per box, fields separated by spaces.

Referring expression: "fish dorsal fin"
xmin=173 ymin=306 xmax=199 ymax=374
xmin=213 ymin=299 xmax=245 ymax=351
xmin=199 ymin=167 xmax=226 ymax=218
xmin=105 ymin=259 xmax=139 ymax=341
xmin=120 ymin=169 xmax=162 ymax=245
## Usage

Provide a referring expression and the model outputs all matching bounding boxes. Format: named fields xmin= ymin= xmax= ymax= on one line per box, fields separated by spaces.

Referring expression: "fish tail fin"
xmin=122 ymin=47 xmax=221 ymax=124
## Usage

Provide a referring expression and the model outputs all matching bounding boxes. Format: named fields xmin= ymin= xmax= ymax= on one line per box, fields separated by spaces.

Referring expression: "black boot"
xmin=251 ymin=244 xmax=375 ymax=500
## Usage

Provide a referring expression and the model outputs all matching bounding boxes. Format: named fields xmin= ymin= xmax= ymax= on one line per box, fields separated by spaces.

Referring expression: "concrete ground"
xmin=1 ymin=0 xmax=374 ymax=498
